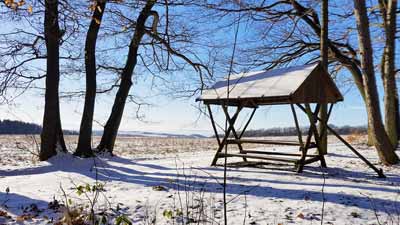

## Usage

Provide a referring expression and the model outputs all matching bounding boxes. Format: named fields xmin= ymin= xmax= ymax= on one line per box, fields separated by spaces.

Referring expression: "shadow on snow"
xmin=1 ymin=152 xmax=399 ymax=214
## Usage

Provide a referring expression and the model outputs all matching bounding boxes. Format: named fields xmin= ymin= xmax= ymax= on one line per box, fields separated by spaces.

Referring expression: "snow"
xmin=198 ymin=63 xmax=319 ymax=100
xmin=1 ymin=136 xmax=400 ymax=225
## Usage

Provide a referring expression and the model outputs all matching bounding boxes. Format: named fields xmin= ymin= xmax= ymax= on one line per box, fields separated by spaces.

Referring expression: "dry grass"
xmin=0 ymin=134 xmax=369 ymax=166
xmin=345 ymin=133 xmax=367 ymax=144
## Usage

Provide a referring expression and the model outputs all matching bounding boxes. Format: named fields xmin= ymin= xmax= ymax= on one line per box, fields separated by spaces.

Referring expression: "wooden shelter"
xmin=197 ymin=62 xmax=385 ymax=177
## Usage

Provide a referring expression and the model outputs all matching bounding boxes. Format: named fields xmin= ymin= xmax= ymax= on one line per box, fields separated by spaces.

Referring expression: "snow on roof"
xmin=198 ymin=63 xmax=319 ymax=101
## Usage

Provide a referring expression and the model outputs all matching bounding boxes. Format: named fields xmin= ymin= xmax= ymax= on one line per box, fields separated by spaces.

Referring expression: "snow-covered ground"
xmin=1 ymin=136 xmax=400 ymax=225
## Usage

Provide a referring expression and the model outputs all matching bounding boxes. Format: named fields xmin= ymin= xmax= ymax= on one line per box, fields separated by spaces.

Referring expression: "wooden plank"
xmin=227 ymin=139 xmax=301 ymax=146
xmin=218 ymin=153 xmax=299 ymax=163
xmin=241 ymin=150 xmax=318 ymax=157
xmin=303 ymin=156 xmax=322 ymax=165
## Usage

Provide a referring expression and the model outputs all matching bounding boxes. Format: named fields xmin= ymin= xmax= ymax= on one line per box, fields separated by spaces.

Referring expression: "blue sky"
xmin=0 ymin=70 xmax=389 ymax=136
xmin=0 ymin=0 xmax=398 ymax=136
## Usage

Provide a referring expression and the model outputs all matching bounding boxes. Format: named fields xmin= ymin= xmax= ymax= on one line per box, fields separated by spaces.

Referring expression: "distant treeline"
xmin=0 ymin=119 xmax=77 ymax=135
xmin=236 ymin=124 xmax=367 ymax=137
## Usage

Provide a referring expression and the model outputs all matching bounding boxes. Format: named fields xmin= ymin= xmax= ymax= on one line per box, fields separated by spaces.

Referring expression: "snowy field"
xmin=1 ymin=135 xmax=400 ymax=225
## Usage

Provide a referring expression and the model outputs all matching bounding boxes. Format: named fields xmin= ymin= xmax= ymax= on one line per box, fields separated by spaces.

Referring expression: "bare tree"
xmin=192 ymin=0 xmax=399 ymax=164
xmin=353 ymin=0 xmax=398 ymax=164
xmin=96 ymin=0 xmax=159 ymax=153
xmin=378 ymin=0 xmax=399 ymax=147
xmin=74 ymin=0 xmax=107 ymax=157
xmin=40 ymin=0 xmax=67 ymax=160
xmin=1 ymin=0 xmax=209 ymax=157
xmin=319 ymin=0 xmax=328 ymax=154
xmin=0 ymin=0 xmax=83 ymax=160
xmin=0 ymin=2 xmax=47 ymax=104
xmin=94 ymin=0 xmax=209 ymax=154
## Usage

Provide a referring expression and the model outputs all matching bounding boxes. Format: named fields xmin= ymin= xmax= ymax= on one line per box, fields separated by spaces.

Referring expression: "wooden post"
xmin=207 ymin=104 xmax=221 ymax=146
xmin=239 ymin=107 xmax=257 ymax=139
xmin=296 ymin=103 xmax=385 ymax=178
xmin=210 ymin=105 xmax=242 ymax=166
xmin=296 ymin=104 xmax=326 ymax=172
xmin=291 ymin=104 xmax=304 ymax=147
xmin=221 ymin=105 xmax=247 ymax=162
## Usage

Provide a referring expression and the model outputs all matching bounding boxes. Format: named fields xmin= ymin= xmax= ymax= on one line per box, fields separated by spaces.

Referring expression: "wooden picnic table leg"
xmin=207 ymin=104 xmax=221 ymax=146
xmin=291 ymin=104 xmax=304 ymax=149
xmin=210 ymin=105 xmax=242 ymax=166
xmin=239 ymin=107 xmax=257 ymax=139
xmin=296 ymin=103 xmax=320 ymax=172
xmin=296 ymin=103 xmax=385 ymax=177
xmin=318 ymin=103 xmax=334 ymax=141
xmin=306 ymin=104 xmax=384 ymax=178
xmin=292 ymin=103 xmax=307 ymax=172
xmin=304 ymin=103 xmax=327 ymax=168
xmin=296 ymin=126 xmax=313 ymax=172
xmin=208 ymin=104 xmax=225 ymax=166
xmin=222 ymin=105 xmax=247 ymax=162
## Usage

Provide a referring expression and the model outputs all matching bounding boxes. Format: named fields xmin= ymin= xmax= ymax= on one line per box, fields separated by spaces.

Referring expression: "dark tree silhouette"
xmin=75 ymin=0 xmax=107 ymax=157
xmin=40 ymin=0 xmax=67 ymax=161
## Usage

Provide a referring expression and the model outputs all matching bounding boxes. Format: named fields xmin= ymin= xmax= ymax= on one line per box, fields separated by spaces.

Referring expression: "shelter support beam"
xmin=296 ymin=104 xmax=325 ymax=172
xmin=303 ymin=103 xmax=327 ymax=168
xmin=221 ymin=105 xmax=248 ymax=162
xmin=209 ymin=105 xmax=243 ymax=166
xmin=207 ymin=103 xmax=327 ymax=171
xmin=296 ymin=104 xmax=385 ymax=178
xmin=206 ymin=102 xmax=384 ymax=178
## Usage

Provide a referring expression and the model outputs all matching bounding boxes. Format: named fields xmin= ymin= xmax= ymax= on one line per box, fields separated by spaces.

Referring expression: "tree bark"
xmin=318 ymin=0 xmax=328 ymax=154
xmin=353 ymin=0 xmax=399 ymax=165
xmin=367 ymin=123 xmax=375 ymax=146
xmin=379 ymin=0 xmax=398 ymax=148
xmin=290 ymin=0 xmax=377 ymax=147
xmin=75 ymin=0 xmax=107 ymax=157
xmin=97 ymin=0 xmax=157 ymax=153
xmin=396 ymin=95 xmax=400 ymax=146
xmin=40 ymin=0 xmax=67 ymax=161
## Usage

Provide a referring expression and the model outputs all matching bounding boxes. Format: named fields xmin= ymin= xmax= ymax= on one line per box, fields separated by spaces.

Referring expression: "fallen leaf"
xmin=16 ymin=214 xmax=34 ymax=221
xmin=297 ymin=213 xmax=305 ymax=219
xmin=350 ymin=211 xmax=361 ymax=218
xmin=152 ymin=185 xmax=166 ymax=191
xmin=27 ymin=5 xmax=32 ymax=14
xmin=0 ymin=210 xmax=8 ymax=217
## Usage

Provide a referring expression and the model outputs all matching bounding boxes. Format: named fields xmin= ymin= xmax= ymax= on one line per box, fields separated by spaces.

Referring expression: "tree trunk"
xmin=290 ymin=0 xmax=380 ymax=147
xmin=367 ymin=123 xmax=374 ymax=146
xmin=40 ymin=0 xmax=67 ymax=161
xmin=75 ymin=0 xmax=107 ymax=157
xmin=353 ymin=0 xmax=399 ymax=165
xmin=396 ymin=95 xmax=400 ymax=145
xmin=97 ymin=0 xmax=157 ymax=153
xmin=382 ymin=50 xmax=398 ymax=147
xmin=379 ymin=0 xmax=398 ymax=148
xmin=318 ymin=0 xmax=328 ymax=154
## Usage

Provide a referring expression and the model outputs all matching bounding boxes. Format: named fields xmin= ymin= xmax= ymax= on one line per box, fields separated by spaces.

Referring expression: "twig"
xmin=360 ymin=192 xmax=383 ymax=225
xmin=320 ymin=166 xmax=326 ymax=225
xmin=222 ymin=7 xmax=242 ymax=225
xmin=242 ymin=193 xmax=247 ymax=225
